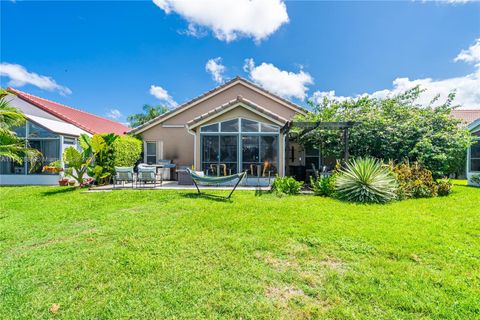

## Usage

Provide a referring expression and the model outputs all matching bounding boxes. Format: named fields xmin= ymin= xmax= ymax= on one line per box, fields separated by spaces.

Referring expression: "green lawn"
xmin=1 ymin=185 xmax=479 ymax=319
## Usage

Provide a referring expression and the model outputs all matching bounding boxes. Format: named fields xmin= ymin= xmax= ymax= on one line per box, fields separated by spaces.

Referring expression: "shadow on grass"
xmin=41 ymin=187 xmax=77 ymax=196
xmin=254 ymin=188 xmax=272 ymax=197
xmin=181 ymin=192 xmax=233 ymax=203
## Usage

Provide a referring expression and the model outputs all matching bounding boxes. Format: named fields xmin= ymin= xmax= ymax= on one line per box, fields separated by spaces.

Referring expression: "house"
xmin=130 ymin=77 xmax=312 ymax=184
xmin=451 ymin=109 xmax=480 ymax=184
xmin=0 ymin=88 xmax=129 ymax=185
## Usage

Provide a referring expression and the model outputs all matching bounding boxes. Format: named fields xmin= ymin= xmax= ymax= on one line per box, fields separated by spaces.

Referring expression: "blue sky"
xmin=1 ymin=0 xmax=480 ymax=124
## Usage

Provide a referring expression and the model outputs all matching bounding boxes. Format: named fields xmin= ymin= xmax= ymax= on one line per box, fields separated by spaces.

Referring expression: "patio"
xmin=90 ymin=179 xmax=272 ymax=191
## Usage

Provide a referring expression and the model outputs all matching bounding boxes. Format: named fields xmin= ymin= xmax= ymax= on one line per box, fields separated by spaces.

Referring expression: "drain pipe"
xmin=283 ymin=133 xmax=287 ymax=177
xmin=187 ymin=126 xmax=196 ymax=171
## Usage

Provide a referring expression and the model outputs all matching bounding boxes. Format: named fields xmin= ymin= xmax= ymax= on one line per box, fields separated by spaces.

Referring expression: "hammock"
xmin=187 ymin=169 xmax=247 ymax=199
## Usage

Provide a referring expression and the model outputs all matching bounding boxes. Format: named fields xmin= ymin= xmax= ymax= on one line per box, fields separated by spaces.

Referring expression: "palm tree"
xmin=127 ymin=104 xmax=169 ymax=128
xmin=0 ymin=88 xmax=41 ymax=165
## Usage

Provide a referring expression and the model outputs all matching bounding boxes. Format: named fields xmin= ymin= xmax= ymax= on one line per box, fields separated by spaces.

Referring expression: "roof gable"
xmin=187 ymin=95 xmax=288 ymax=129
xmin=131 ymin=76 xmax=306 ymax=134
xmin=468 ymin=118 xmax=480 ymax=133
xmin=7 ymin=88 xmax=129 ymax=135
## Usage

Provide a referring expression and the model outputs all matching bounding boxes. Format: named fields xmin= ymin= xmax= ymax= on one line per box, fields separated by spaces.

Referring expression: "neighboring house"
xmin=451 ymin=109 xmax=480 ymax=184
xmin=0 ymin=88 xmax=129 ymax=185
xmin=130 ymin=77 xmax=309 ymax=184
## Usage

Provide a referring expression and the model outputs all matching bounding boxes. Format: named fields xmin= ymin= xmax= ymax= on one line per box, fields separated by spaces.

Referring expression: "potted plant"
xmin=59 ymin=178 xmax=69 ymax=186
xmin=42 ymin=161 xmax=67 ymax=186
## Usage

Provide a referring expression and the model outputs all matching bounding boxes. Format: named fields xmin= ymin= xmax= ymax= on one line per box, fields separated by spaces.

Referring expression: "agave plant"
xmin=336 ymin=157 xmax=398 ymax=203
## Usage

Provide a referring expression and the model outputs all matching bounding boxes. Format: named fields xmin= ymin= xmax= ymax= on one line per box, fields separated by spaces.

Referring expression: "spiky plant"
xmin=336 ymin=157 xmax=398 ymax=203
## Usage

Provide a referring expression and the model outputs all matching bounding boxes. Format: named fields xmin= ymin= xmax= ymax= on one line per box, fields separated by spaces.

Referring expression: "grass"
xmin=0 ymin=185 xmax=479 ymax=319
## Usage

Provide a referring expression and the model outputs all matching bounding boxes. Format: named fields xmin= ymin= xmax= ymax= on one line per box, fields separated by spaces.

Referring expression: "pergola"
xmin=281 ymin=121 xmax=358 ymax=164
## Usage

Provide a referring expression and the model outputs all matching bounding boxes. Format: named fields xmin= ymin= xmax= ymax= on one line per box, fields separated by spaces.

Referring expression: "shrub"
xmin=437 ymin=178 xmax=452 ymax=196
xmin=113 ymin=135 xmax=142 ymax=167
xmin=336 ymin=157 xmax=397 ymax=204
xmin=391 ymin=162 xmax=438 ymax=199
xmin=310 ymin=174 xmax=336 ymax=197
xmin=271 ymin=176 xmax=303 ymax=195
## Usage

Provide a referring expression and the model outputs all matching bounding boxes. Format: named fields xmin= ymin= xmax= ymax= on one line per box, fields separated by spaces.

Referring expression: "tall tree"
xmin=294 ymin=87 xmax=473 ymax=177
xmin=127 ymin=104 xmax=169 ymax=128
xmin=0 ymin=88 xmax=40 ymax=165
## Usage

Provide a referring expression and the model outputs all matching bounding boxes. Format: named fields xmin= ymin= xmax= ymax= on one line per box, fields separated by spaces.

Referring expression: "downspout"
xmin=187 ymin=126 xmax=196 ymax=171
xmin=283 ymin=133 xmax=287 ymax=177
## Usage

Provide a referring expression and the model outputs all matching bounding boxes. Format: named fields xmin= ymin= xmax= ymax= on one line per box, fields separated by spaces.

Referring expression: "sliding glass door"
xmin=201 ymin=135 xmax=238 ymax=176
xmin=242 ymin=135 xmax=278 ymax=177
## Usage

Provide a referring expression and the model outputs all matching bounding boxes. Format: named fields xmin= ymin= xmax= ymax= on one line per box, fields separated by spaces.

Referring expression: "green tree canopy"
xmin=127 ymin=104 xmax=169 ymax=128
xmin=294 ymin=87 xmax=473 ymax=177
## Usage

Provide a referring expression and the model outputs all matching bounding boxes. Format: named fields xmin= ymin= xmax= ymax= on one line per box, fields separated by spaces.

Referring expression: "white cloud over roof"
xmin=311 ymin=38 xmax=480 ymax=109
xmin=243 ymin=58 xmax=313 ymax=100
xmin=205 ymin=57 xmax=226 ymax=84
xmin=0 ymin=63 xmax=71 ymax=96
xmin=153 ymin=0 xmax=289 ymax=42
xmin=149 ymin=85 xmax=178 ymax=108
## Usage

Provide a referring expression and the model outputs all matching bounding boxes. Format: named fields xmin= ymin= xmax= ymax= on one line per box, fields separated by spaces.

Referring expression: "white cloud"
xmin=205 ymin=57 xmax=226 ymax=83
xmin=149 ymin=85 xmax=178 ymax=108
xmin=243 ymin=58 xmax=313 ymax=100
xmin=152 ymin=0 xmax=289 ymax=42
xmin=311 ymin=90 xmax=351 ymax=104
xmin=311 ymin=38 xmax=480 ymax=109
xmin=0 ymin=63 xmax=71 ymax=95
xmin=454 ymin=38 xmax=480 ymax=65
xmin=444 ymin=0 xmax=475 ymax=3
xmin=106 ymin=108 xmax=123 ymax=120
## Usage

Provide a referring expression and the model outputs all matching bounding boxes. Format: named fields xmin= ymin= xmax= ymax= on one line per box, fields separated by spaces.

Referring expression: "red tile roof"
xmin=7 ymin=88 xmax=129 ymax=135
xmin=451 ymin=109 xmax=480 ymax=126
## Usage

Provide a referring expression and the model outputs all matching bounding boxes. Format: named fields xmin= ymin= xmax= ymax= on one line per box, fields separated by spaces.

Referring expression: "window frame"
xmin=469 ymin=138 xmax=480 ymax=173
xmin=145 ymin=141 xmax=157 ymax=165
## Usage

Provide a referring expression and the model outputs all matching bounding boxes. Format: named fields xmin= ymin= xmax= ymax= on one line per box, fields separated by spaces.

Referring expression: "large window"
xmin=200 ymin=118 xmax=279 ymax=176
xmin=0 ymin=120 xmax=60 ymax=175
xmin=471 ymin=139 xmax=480 ymax=172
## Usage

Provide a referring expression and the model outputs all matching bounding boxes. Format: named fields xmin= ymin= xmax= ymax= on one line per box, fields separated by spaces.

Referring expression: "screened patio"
xmin=200 ymin=118 xmax=280 ymax=181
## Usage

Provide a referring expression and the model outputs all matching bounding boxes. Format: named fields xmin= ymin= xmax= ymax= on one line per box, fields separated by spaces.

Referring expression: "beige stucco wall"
xmin=139 ymin=82 xmax=304 ymax=175
xmin=163 ymin=83 xmax=299 ymax=125
xmin=141 ymin=126 xmax=194 ymax=168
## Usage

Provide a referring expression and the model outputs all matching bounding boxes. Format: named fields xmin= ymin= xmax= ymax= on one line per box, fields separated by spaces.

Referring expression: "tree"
xmin=294 ymin=87 xmax=473 ymax=177
xmin=127 ymin=104 xmax=169 ymax=128
xmin=0 ymin=88 xmax=41 ymax=166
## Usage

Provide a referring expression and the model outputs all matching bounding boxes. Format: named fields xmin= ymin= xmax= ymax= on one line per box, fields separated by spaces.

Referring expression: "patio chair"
xmin=137 ymin=165 xmax=158 ymax=188
xmin=113 ymin=166 xmax=135 ymax=189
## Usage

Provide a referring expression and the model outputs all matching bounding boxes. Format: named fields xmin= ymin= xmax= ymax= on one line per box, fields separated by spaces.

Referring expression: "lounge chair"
xmin=113 ymin=166 xmax=135 ymax=189
xmin=187 ymin=168 xmax=247 ymax=199
xmin=137 ymin=165 xmax=158 ymax=188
